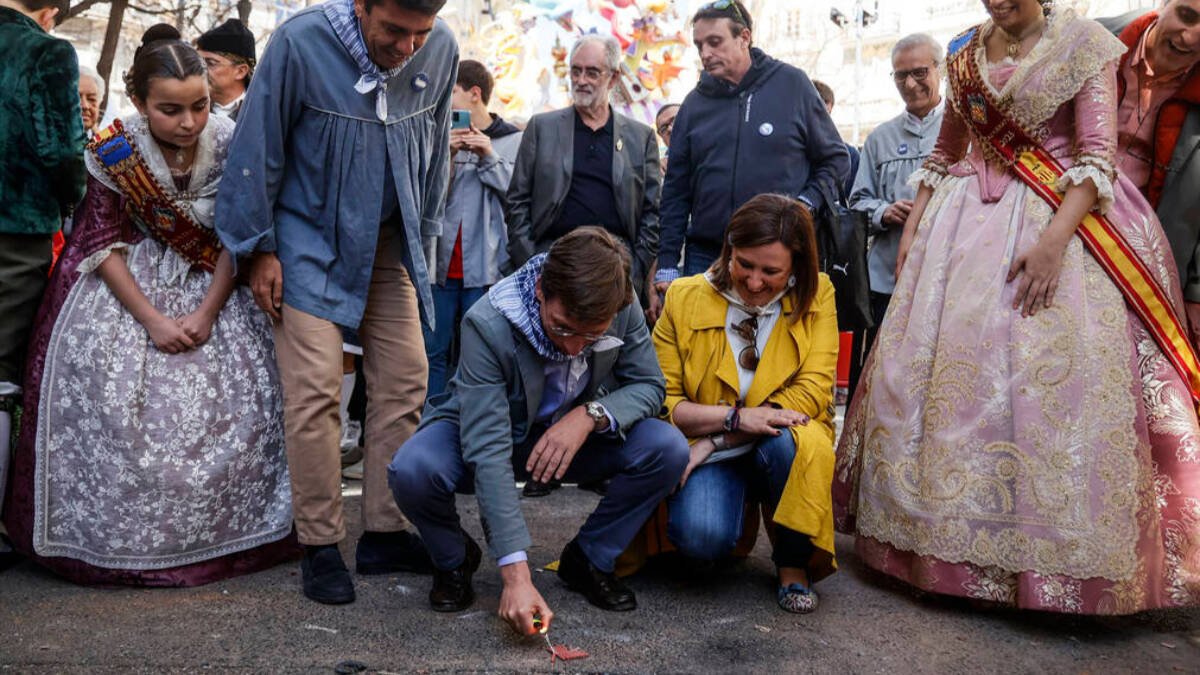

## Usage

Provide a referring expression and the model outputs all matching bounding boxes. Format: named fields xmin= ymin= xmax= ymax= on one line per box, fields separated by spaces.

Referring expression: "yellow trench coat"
xmin=621 ymin=273 xmax=839 ymax=581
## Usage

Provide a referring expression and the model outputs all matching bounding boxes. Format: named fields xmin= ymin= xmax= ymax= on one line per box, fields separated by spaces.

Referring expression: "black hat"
xmin=197 ymin=18 xmax=256 ymax=64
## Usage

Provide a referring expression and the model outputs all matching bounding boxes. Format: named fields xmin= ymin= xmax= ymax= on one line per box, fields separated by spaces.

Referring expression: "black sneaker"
xmin=430 ymin=532 xmax=482 ymax=613
xmin=301 ymin=544 xmax=355 ymax=605
xmin=355 ymin=529 xmax=434 ymax=575
xmin=557 ymin=538 xmax=636 ymax=611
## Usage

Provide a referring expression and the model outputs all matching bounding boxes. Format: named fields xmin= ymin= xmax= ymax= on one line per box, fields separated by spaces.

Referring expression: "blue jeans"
xmin=388 ymin=418 xmax=688 ymax=573
xmin=423 ymin=280 xmax=488 ymax=398
xmin=666 ymin=432 xmax=815 ymax=568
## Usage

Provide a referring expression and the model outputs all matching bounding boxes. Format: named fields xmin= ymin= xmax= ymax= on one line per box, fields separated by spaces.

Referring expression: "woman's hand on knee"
xmin=738 ymin=406 xmax=808 ymax=436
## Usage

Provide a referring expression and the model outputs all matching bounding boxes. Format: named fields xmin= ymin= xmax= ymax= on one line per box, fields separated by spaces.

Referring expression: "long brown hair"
xmin=708 ymin=193 xmax=819 ymax=322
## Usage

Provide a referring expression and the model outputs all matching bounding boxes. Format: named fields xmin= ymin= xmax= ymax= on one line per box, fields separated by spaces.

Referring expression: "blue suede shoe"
xmin=777 ymin=582 xmax=818 ymax=614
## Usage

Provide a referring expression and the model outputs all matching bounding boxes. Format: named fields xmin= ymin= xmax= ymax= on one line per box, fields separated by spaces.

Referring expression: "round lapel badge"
xmin=411 ymin=73 xmax=429 ymax=92
xmin=758 ymin=122 xmax=774 ymax=136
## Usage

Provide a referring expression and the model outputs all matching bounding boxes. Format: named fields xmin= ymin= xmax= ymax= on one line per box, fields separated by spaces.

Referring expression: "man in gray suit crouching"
xmin=388 ymin=227 xmax=687 ymax=634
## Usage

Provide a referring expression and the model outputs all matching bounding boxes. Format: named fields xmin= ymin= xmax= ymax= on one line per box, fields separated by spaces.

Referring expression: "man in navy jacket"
xmin=654 ymin=1 xmax=849 ymax=289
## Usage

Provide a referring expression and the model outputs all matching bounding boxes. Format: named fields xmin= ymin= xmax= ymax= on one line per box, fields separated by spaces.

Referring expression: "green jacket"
xmin=0 ymin=7 xmax=86 ymax=235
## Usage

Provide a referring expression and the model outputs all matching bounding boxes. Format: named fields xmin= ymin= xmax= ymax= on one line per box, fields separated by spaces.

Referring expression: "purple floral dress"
xmin=3 ymin=115 xmax=296 ymax=586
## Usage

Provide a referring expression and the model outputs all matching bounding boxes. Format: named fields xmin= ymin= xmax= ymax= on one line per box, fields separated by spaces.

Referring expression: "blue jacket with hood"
xmin=657 ymin=48 xmax=849 ymax=271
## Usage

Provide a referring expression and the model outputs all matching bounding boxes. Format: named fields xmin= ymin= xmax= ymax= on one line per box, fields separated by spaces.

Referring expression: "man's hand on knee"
xmin=499 ymin=561 xmax=554 ymax=635
xmin=526 ymin=407 xmax=592 ymax=483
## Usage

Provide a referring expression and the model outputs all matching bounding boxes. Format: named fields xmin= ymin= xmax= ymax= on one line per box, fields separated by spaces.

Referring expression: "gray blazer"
xmin=420 ymin=297 xmax=665 ymax=560
xmin=504 ymin=107 xmax=662 ymax=289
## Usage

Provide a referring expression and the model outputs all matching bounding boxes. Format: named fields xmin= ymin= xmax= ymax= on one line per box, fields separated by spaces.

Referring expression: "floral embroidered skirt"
xmin=4 ymin=238 xmax=296 ymax=586
xmin=834 ymin=174 xmax=1200 ymax=614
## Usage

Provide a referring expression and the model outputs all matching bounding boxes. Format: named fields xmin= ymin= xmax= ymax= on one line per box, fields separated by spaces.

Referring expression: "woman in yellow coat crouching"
xmin=649 ymin=193 xmax=838 ymax=613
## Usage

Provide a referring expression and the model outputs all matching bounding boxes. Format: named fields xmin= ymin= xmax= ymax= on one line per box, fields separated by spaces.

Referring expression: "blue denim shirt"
xmin=214 ymin=8 xmax=458 ymax=329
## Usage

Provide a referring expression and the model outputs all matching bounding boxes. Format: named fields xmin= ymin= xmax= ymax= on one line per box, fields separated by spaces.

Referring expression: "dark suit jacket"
xmin=505 ymin=106 xmax=662 ymax=290
xmin=420 ymin=297 xmax=665 ymax=560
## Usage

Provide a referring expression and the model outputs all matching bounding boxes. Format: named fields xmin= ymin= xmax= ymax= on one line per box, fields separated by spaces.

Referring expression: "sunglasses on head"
xmin=730 ymin=316 xmax=759 ymax=370
xmin=703 ymin=0 xmax=749 ymax=29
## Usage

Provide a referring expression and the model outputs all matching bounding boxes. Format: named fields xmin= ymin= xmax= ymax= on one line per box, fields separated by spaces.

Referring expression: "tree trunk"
xmin=237 ymin=0 xmax=251 ymax=24
xmin=95 ymin=0 xmax=127 ymax=119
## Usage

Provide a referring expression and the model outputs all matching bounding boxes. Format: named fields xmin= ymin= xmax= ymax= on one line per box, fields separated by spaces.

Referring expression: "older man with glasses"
xmin=844 ymin=33 xmax=945 ymax=406
xmin=505 ymin=35 xmax=661 ymax=304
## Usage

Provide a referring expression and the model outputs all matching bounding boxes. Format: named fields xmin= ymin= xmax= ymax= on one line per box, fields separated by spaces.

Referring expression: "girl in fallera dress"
xmin=2 ymin=32 xmax=295 ymax=586
xmin=835 ymin=0 xmax=1200 ymax=614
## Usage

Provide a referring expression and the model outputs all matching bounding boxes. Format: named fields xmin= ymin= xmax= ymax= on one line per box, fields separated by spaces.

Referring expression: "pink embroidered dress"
xmin=834 ymin=9 xmax=1200 ymax=614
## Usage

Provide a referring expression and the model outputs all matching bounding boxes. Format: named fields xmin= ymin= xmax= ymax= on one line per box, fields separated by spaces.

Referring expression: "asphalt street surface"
xmin=2 ymin=484 xmax=1198 ymax=674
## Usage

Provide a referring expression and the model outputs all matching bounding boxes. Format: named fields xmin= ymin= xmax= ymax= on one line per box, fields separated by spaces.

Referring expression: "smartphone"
xmin=451 ymin=109 xmax=471 ymax=130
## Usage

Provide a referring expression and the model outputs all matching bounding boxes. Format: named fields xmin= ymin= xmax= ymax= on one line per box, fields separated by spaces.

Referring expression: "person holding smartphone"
xmin=425 ymin=60 xmax=523 ymax=398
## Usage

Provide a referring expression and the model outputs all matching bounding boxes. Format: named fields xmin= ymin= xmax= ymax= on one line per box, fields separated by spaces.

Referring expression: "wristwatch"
xmin=584 ymin=401 xmax=609 ymax=432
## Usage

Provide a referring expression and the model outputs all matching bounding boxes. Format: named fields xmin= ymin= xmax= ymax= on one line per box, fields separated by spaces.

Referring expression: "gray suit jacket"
xmin=420 ymin=296 xmax=665 ymax=560
xmin=504 ymin=106 xmax=662 ymax=289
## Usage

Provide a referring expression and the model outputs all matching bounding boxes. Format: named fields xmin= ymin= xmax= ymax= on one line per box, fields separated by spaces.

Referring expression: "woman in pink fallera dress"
xmin=834 ymin=0 xmax=1200 ymax=614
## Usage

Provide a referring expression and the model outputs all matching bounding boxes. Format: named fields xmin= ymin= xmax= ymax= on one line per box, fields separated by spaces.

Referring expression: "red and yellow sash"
xmin=947 ymin=27 xmax=1200 ymax=405
xmin=89 ymin=120 xmax=222 ymax=273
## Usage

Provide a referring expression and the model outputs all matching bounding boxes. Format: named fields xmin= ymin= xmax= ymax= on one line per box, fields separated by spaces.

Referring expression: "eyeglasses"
xmin=656 ymin=119 xmax=674 ymax=136
xmin=569 ymin=65 xmax=610 ymax=81
xmin=891 ymin=66 xmax=934 ymax=83
xmin=547 ymin=323 xmax=607 ymax=343
xmin=729 ymin=316 xmax=759 ymax=370
xmin=703 ymin=0 xmax=749 ymax=28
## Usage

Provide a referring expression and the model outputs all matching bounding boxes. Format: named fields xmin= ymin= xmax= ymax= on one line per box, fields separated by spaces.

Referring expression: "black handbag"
xmin=813 ymin=180 xmax=874 ymax=331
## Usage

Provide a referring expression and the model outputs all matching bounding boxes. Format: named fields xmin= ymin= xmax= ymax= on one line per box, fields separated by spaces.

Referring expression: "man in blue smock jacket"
xmin=654 ymin=1 xmax=849 ymax=291
xmin=214 ymin=0 xmax=457 ymax=605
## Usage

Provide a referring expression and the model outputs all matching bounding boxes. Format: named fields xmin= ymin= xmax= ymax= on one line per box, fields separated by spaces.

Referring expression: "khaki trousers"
xmin=274 ymin=231 xmax=428 ymax=545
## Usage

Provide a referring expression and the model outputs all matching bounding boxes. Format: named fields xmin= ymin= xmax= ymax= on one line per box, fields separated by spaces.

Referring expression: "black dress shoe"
xmin=430 ymin=532 xmax=482 ymax=613
xmin=521 ymin=479 xmax=561 ymax=498
xmin=577 ymin=478 xmax=610 ymax=496
xmin=301 ymin=544 xmax=355 ymax=605
xmin=557 ymin=538 xmax=636 ymax=611
xmin=356 ymin=529 xmax=434 ymax=575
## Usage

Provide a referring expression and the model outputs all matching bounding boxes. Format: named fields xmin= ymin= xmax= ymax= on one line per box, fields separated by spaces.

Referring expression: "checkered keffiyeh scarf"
xmin=488 ymin=254 xmax=570 ymax=362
